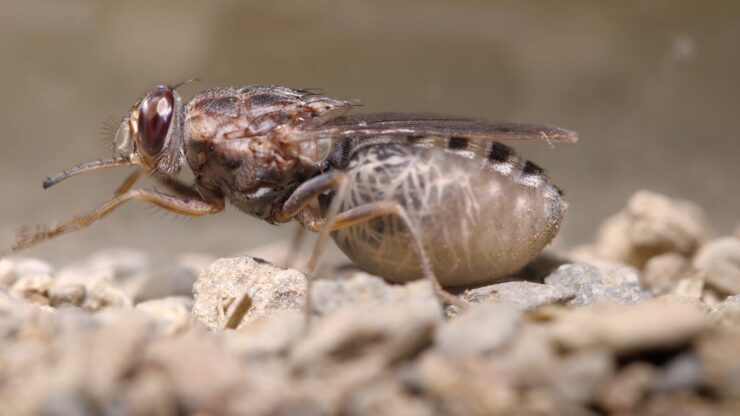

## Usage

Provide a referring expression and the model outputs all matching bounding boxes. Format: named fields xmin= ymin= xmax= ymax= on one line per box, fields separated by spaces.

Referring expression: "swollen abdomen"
xmin=330 ymin=141 xmax=565 ymax=287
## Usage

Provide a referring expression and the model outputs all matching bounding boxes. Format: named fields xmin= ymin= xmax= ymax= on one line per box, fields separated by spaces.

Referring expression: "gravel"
xmin=0 ymin=190 xmax=738 ymax=415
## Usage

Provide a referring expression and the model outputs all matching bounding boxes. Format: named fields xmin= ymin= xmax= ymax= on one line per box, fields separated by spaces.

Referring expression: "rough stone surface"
xmin=291 ymin=302 xmax=440 ymax=369
xmin=10 ymin=273 xmax=54 ymax=305
xmin=642 ymin=252 xmax=691 ymax=295
xmin=710 ymin=294 xmax=740 ymax=329
xmin=549 ymin=299 xmax=707 ymax=352
xmin=435 ymin=302 xmax=521 ymax=356
xmin=693 ymin=237 xmax=740 ymax=296
xmin=594 ymin=191 xmax=710 ymax=267
xmin=544 ymin=263 xmax=647 ymax=306
xmin=136 ymin=296 xmax=193 ymax=335
xmin=461 ymin=281 xmax=576 ymax=310
xmin=192 ymin=256 xmax=306 ymax=330
xmin=48 ymin=284 xmax=87 ymax=307
xmin=0 ymin=192 xmax=738 ymax=415
xmin=312 ymin=271 xmax=439 ymax=316
xmin=11 ymin=257 xmax=55 ymax=278
xmin=0 ymin=258 xmax=17 ymax=288
xmin=598 ymin=363 xmax=656 ymax=412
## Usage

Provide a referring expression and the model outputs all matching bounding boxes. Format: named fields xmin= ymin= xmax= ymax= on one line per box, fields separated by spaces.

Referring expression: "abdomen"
xmin=330 ymin=141 xmax=565 ymax=287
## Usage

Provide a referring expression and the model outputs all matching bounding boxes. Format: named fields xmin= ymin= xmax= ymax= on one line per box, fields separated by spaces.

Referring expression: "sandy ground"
xmin=1 ymin=191 xmax=739 ymax=415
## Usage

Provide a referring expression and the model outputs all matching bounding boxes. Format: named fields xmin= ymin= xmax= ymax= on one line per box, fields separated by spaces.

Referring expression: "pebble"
xmin=709 ymin=294 xmax=740 ymax=329
xmin=48 ymin=284 xmax=87 ymax=307
xmin=642 ymin=253 xmax=691 ymax=295
xmin=11 ymin=257 xmax=55 ymax=278
xmin=461 ymin=281 xmax=576 ymax=310
xmin=672 ymin=275 xmax=705 ymax=299
xmin=693 ymin=237 xmax=740 ymax=296
xmin=435 ymin=302 xmax=521 ymax=356
xmin=291 ymin=302 xmax=440 ymax=370
xmin=549 ymin=299 xmax=707 ymax=353
xmin=553 ymin=349 xmax=614 ymax=404
xmin=136 ymin=296 xmax=193 ymax=335
xmin=654 ymin=352 xmax=703 ymax=393
xmin=0 ymin=189 xmax=737 ymax=415
xmin=409 ymin=353 xmax=518 ymax=415
xmin=0 ymin=258 xmax=17 ymax=288
xmin=696 ymin=330 xmax=740 ymax=399
xmin=544 ymin=263 xmax=647 ymax=306
xmin=10 ymin=273 xmax=53 ymax=305
xmin=83 ymin=277 xmax=133 ymax=310
xmin=598 ymin=363 xmax=656 ymax=412
xmin=225 ymin=311 xmax=304 ymax=358
xmin=594 ymin=191 xmax=710 ymax=267
xmin=312 ymin=271 xmax=439 ymax=316
xmin=192 ymin=256 xmax=306 ymax=330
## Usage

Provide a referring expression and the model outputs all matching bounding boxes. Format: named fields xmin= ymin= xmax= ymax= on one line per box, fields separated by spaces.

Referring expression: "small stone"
xmin=544 ymin=263 xmax=647 ymax=306
xmin=342 ymin=376 xmax=434 ymax=416
xmin=461 ymin=281 xmax=576 ymax=310
xmin=0 ymin=258 xmax=17 ymax=288
xmin=549 ymin=299 xmax=707 ymax=353
xmin=594 ymin=191 xmax=710 ymax=267
xmin=192 ymin=257 xmax=306 ymax=330
xmin=312 ymin=271 xmax=439 ymax=316
xmin=435 ymin=302 xmax=521 ymax=356
xmin=599 ymin=363 xmax=656 ymax=412
xmin=487 ymin=325 xmax=559 ymax=388
xmin=697 ymin=330 xmax=740 ymax=399
xmin=48 ymin=284 xmax=87 ymax=307
xmin=56 ymin=249 xmax=151 ymax=302
xmin=709 ymin=294 xmax=740 ymax=330
xmin=84 ymin=277 xmax=133 ymax=310
xmin=692 ymin=237 xmax=740 ymax=296
xmin=654 ymin=352 xmax=703 ymax=393
xmin=642 ymin=253 xmax=691 ymax=295
xmin=10 ymin=273 xmax=53 ymax=305
xmin=672 ymin=275 xmax=705 ymax=298
xmin=291 ymin=302 xmax=440 ymax=369
xmin=409 ymin=353 xmax=517 ymax=415
xmin=11 ymin=257 xmax=55 ymax=277
xmin=553 ymin=349 xmax=614 ymax=404
xmin=135 ymin=253 xmax=215 ymax=303
xmin=143 ymin=328 xmax=246 ymax=413
xmin=136 ymin=297 xmax=193 ymax=335
xmin=225 ymin=311 xmax=304 ymax=358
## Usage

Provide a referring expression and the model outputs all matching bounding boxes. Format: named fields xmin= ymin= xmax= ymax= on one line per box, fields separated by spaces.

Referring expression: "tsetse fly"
xmin=2 ymin=84 xmax=577 ymax=308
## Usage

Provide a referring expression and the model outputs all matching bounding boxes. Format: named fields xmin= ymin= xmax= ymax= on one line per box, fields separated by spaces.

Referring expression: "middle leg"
xmin=303 ymin=201 xmax=467 ymax=310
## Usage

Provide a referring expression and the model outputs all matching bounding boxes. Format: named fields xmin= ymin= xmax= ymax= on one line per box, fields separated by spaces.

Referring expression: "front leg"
xmin=2 ymin=188 xmax=223 ymax=256
xmin=114 ymin=168 xmax=202 ymax=200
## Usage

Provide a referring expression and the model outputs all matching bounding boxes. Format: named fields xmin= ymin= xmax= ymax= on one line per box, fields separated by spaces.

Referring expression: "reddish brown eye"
xmin=138 ymin=85 xmax=174 ymax=156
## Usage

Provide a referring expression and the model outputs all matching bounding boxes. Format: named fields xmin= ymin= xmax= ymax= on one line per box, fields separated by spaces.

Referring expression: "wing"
xmin=315 ymin=113 xmax=578 ymax=143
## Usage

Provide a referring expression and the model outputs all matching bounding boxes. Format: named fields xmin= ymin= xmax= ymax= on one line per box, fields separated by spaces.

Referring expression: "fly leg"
xmin=275 ymin=170 xmax=348 ymax=330
xmin=278 ymin=170 xmax=465 ymax=330
xmin=1 ymin=188 xmax=223 ymax=256
xmin=114 ymin=169 xmax=201 ymax=200
xmin=281 ymin=225 xmax=306 ymax=268
xmin=276 ymin=171 xmax=343 ymax=268
xmin=303 ymin=201 xmax=467 ymax=310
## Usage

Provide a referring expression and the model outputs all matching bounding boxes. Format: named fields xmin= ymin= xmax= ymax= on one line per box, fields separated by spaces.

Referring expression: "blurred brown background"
xmin=1 ymin=0 xmax=739 ymax=266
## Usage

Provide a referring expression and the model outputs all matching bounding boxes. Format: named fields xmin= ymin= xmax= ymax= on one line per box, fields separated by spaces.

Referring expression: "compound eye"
xmin=137 ymin=85 xmax=174 ymax=156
